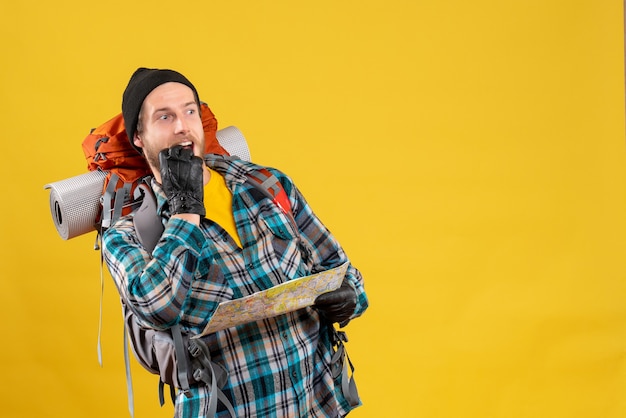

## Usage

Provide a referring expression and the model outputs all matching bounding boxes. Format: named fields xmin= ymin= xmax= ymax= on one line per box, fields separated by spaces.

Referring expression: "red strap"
xmin=273 ymin=186 xmax=292 ymax=217
xmin=249 ymin=168 xmax=292 ymax=216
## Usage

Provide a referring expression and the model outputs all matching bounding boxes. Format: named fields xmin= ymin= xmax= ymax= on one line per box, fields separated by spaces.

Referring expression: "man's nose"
xmin=174 ymin=114 xmax=190 ymax=133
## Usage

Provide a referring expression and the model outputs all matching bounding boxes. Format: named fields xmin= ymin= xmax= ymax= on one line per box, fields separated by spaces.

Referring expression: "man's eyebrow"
xmin=153 ymin=102 xmax=197 ymax=113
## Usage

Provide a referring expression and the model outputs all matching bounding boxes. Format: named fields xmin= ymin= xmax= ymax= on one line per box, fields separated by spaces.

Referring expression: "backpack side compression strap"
xmin=171 ymin=324 xmax=193 ymax=398
xmin=188 ymin=338 xmax=236 ymax=417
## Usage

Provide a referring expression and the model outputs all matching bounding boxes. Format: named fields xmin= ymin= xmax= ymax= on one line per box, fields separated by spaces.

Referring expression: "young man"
xmin=103 ymin=68 xmax=368 ymax=417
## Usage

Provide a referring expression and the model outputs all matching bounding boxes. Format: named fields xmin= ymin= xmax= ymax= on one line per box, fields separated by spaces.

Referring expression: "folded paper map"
xmin=195 ymin=262 xmax=349 ymax=337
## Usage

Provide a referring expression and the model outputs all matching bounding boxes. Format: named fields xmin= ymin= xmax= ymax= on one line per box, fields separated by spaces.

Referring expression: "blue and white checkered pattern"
xmin=103 ymin=157 xmax=368 ymax=417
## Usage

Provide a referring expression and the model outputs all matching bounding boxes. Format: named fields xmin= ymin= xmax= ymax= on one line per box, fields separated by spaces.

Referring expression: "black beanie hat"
xmin=122 ymin=67 xmax=200 ymax=144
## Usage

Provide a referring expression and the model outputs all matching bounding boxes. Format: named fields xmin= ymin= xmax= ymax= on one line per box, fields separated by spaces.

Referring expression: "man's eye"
xmin=186 ymin=109 xmax=196 ymax=115
xmin=159 ymin=114 xmax=169 ymax=120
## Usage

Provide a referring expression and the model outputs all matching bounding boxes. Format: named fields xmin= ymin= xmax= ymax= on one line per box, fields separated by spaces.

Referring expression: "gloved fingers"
xmin=158 ymin=154 xmax=178 ymax=189
xmin=317 ymin=303 xmax=353 ymax=325
xmin=314 ymin=279 xmax=357 ymax=306
xmin=157 ymin=145 xmax=205 ymax=216
xmin=314 ymin=290 xmax=346 ymax=306
xmin=314 ymin=278 xmax=358 ymax=325
xmin=176 ymin=145 xmax=194 ymax=161
xmin=160 ymin=145 xmax=193 ymax=162
xmin=158 ymin=148 xmax=169 ymax=169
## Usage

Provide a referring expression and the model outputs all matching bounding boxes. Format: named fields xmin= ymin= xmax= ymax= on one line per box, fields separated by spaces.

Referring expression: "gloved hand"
xmin=158 ymin=145 xmax=206 ymax=217
xmin=314 ymin=278 xmax=357 ymax=327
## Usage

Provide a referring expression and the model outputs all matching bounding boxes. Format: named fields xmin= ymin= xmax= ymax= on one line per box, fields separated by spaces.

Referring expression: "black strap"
xmin=158 ymin=380 xmax=176 ymax=407
xmin=330 ymin=329 xmax=361 ymax=407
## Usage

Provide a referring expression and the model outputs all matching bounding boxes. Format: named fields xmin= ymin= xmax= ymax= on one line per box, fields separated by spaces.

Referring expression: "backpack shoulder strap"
xmin=244 ymin=168 xmax=293 ymax=219
xmin=133 ymin=180 xmax=164 ymax=253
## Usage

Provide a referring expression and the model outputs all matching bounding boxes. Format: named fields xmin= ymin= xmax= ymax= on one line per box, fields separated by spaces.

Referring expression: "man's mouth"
xmin=180 ymin=141 xmax=193 ymax=150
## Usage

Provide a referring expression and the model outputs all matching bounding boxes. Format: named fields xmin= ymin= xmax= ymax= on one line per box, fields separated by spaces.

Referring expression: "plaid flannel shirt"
xmin=103 ymin=156 xmax=368 ymax=417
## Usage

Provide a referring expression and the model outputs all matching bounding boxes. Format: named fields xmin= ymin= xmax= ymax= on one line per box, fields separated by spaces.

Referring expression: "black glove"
xmin=314 ymin=278 xmax=357 ymax=327
xmin=158 ymin=145 xmax=206 ymax=217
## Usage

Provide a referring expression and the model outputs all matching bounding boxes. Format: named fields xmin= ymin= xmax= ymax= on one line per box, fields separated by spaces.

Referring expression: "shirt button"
xmin=292 ymin=370 xmax=298 ymax=378
xmin=282 ymin=332 xmax=288 ymax=339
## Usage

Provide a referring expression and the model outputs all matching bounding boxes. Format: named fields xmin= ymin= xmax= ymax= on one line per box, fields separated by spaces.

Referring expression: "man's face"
xmin=134 ymin=82 xmax=205 ymax=182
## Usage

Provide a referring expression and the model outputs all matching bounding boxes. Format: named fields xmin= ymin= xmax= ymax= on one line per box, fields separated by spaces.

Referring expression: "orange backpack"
xmin=81 ymin=102 xmax=228 ymax=229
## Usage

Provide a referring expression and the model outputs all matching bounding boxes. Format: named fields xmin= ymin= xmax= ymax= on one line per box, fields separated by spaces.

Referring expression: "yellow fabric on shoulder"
xmin=204 ymin=167 xmax=242 ymax=248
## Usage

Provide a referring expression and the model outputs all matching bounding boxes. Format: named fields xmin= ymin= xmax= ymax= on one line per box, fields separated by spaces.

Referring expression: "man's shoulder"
xmin=206 ymin=154 xmax=290 ymax=183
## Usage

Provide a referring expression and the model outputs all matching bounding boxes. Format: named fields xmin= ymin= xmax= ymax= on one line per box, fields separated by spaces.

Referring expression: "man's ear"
xmin=133 ymin=133 xmax=143 ymax=150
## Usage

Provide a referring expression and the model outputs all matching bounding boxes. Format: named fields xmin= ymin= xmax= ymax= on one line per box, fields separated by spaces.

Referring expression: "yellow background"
xmin=1 ymin=1 xmax=625 ymax=417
